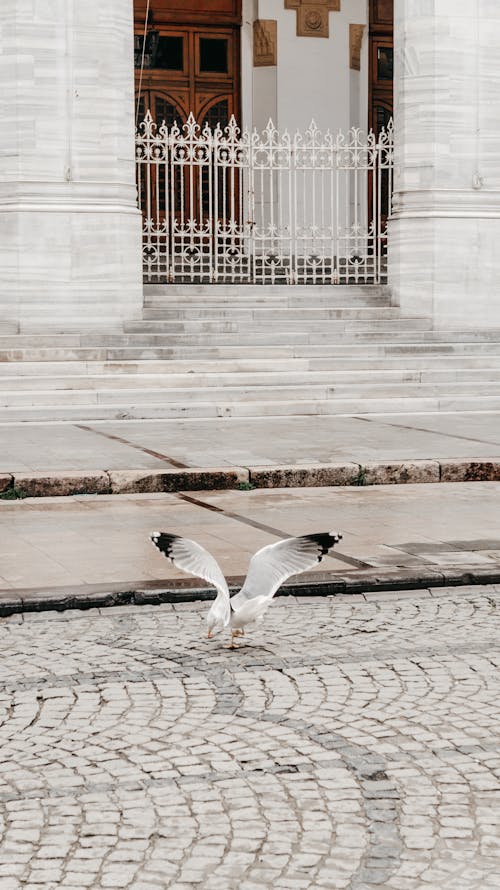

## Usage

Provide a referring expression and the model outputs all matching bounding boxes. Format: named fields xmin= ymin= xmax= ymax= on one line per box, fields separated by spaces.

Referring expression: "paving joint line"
xmin=74 ymin=423 xmax=190 ymax=468
xmin=176 ymin=492 xmax=369 ymax=568
xmin=354 ymin=414 xmax=500 ymax=448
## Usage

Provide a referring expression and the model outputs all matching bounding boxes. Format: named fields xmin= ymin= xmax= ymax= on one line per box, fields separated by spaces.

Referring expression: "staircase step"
xmin=2 ymin=329 xmax=500 ymax=352
xmin=3 ymin=341 xmax=500 ymax=363
xmin=140 ymin=306 xmax=404 ymax=321
xmin=2 ymin=395 xmax=500 ymax=423
xmin=124 ymin=307 xmax=422 ymax=334
xmin=4 ymin=367 xmax=500 ymax=391
xmin=2 ymin=381 xmax=500 ymax=408
xmin=4 ymin=281 xmax=500 ymax=422
xmin=143 ymin=283 xmax=391 ymax=298
xmin=125 ymin=314 xmax=428 ymax=333
xmin=143 ymin=296 xmax=392 ymax=309
xmin=4 ymin=355 xmax=500 ymax=377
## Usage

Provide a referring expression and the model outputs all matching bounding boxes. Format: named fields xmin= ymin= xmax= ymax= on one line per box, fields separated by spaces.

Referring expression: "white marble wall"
xmin=250 ymin=0 xmax=368 ymax=134
xmin=0 ymin=0 xmax=143 ymax=331
xmin=389 ymin=0 xmax=500 ymax=328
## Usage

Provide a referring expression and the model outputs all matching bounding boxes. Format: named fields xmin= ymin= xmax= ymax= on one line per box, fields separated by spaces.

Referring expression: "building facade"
xmin=0 ymin=0 xmax=499 ymax=331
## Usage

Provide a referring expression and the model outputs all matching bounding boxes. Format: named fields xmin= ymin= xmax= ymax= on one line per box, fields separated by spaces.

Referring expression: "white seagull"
xmin=151 ymin=531 xmax=342 ymax=646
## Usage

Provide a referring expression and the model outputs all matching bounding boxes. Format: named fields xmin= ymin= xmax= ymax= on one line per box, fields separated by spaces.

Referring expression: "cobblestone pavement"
xmin=1 ymin=587 xmax=499 ymax=890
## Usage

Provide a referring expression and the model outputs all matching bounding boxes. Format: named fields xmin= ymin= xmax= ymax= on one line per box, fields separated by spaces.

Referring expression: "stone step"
xmin=4 ymin=366 xmax=500 ymax=391
xmin=4 ymin=354 xmax=500 ymax=377
xmin=142 ymin=296 xmax=393 ymax=309
xmin=3 ymin=341 xmax=500 ymax=363
xmin=2 ymin=394 xmax=500 ymax=423
xmin=3 ymin=326 xmax=500 ymax=348
xmin=122 ymin=319 xmax=430 ymax=334
xmin=123 ymin=318 xmax=432 ymax=335
xmin=140 ymin=306 xmax=403 ymax=321
xmin=2 ymin=380 xmax=500 ymax=408
xmin=143 ymin=283 xmax=391 ymax=298
xmin=5 ymin=329 xmax=500 ymax=351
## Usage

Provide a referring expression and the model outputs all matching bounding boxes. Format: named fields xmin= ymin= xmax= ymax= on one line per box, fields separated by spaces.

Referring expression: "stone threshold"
xmin=2 ymin=565 xmax=500 ymax=617
xmin=1 ymin=459 xmax=500 ymax=498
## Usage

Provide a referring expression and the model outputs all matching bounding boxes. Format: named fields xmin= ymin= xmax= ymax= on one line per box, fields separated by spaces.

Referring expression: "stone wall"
xmin=0 ymin=0 xmax=143 ymax=331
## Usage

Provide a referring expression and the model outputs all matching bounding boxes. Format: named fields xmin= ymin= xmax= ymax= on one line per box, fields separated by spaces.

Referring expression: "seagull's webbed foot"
xmin=227 ymin=630 xmax=241 ymax=649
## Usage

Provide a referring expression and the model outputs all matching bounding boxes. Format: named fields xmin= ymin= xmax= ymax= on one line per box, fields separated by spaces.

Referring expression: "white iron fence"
xmin=136 ymin=112 xmax=393 ymax=285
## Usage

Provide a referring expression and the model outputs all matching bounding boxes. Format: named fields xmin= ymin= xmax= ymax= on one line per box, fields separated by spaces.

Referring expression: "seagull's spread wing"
xmin=231 ymin=532 xmax=341 ymax=610
xmin=151 ymin=532 xmax=230 ymax=625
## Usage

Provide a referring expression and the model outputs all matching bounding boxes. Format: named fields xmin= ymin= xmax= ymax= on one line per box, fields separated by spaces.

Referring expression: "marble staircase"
xmin=2 ymin=284 xmax=500 ymax=421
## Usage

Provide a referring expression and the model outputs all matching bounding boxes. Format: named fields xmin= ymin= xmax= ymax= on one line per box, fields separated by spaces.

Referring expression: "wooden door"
xmin=134 ymin=2 xmax=241 ymax=130
xmin=369 ymin=0 xmax=393 ymax=136
xmin=369 ymin=1 xmax=393 ymax=234
xmin=134 ymin=3 xmax=242 ymax=279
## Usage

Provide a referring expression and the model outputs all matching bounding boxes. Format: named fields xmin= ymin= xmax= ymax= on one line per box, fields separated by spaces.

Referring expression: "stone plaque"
xmin=285 ymin=0 xmax=340 ymax=39
xmin=253 ymin=19 xmax=277 ymax=67
xmin=349 ymin=24 xmax=365 ymax=71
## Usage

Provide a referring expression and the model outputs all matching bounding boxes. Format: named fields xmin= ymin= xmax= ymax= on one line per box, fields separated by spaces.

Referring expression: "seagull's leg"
xmin=227 ymin=630 xmax=239 ymax=649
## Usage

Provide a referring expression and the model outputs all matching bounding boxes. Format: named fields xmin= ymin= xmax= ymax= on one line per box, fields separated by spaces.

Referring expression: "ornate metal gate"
xmin=136 ymin=111 xmax=393 ymax=284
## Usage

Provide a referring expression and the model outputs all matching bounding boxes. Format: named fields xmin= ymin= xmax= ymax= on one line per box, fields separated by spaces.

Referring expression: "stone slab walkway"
xmin=2 ymin=413 xmax=500 ymax=472
xmin=1 ymin=482 xmax=500 ymax=609
xmin=1 ymin=413 xmax=500 ymax=497
xmin=1 ymin=586 xmax=499 ymax=889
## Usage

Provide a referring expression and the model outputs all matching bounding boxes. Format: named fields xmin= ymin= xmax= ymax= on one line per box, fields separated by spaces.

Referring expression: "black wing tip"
xmin=151 ymin=531 xmax=180 ymax=557
xmin=303 ymin=531 xmax=342 ymax=558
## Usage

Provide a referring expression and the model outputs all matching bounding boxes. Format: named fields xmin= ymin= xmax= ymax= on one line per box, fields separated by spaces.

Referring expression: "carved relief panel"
xmin=349 ymin=24 xmax=364 ymax=71
xmin=253 ymin=20 xmax=277 ymax=67
xmin=284 ymin=0 xmax=340 ymax=39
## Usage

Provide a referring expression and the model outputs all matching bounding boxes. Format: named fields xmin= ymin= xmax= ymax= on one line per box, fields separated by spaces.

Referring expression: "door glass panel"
xmin=377 ymin=46 xmax=393 ymax=80
xmin=376 ymin=105 xmax=392 ymax=134
xmin=199 ymin=38 xmax=228 ymax=73
xmin=155 ymin=36 xmax=184 ymax=70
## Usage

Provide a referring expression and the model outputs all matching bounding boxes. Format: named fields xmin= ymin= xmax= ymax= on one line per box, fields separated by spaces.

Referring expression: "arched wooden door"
xmin=134 ymin=2 xmax=241 ymax=281
xmin=369 ymin=0 xmax=393 ymax=136
xmin=134 ymin=2 xmax=241 ymax=129
xmin=368 ymin=0 xmax=393 ymax=257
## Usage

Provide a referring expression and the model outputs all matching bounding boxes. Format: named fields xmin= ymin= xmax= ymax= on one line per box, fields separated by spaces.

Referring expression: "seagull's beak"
xmin=207 ymin=630 xmax=212 ymax=639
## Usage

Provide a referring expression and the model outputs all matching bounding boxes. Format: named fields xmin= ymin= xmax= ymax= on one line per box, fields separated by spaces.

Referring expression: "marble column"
xmin=0 ymin=0 xmax=143 ymax=331
xmin=388 ymin=1 xmax=500 ymax=328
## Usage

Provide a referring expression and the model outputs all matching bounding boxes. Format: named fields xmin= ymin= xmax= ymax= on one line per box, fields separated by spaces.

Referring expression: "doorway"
xmin=134 ymin=1 xmax=241 ymax=129
xmin=369 ymin=0 xmax=393 ymax=136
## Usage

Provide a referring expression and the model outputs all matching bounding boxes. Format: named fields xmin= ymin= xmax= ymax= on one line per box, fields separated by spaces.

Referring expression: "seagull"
xmin=151 ymin=531 xmax=342 ymax=646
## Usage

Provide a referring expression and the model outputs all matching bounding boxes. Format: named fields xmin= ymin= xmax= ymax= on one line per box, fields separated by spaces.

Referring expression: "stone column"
xmin=388 ymin=1 xmax=500 ymax=328
xmin=0 ymin=0 xmax=143 ymax=332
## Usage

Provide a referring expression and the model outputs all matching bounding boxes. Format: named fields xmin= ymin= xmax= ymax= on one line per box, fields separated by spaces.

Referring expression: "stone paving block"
xmin=0 ymin=473 xmax=13 ymax=493
xmin=13 ymin=470 xmax=110 ymax=497
xmin=249 ymin=462 xmax=360 ymax=488
xmin=364 ymin=588 xmax=432 ymax=601
xmin=362 ymin=460 xmax=441 ymax=485
xmin=440 ymin=459 xmax=500 ymax=482
xmin=109 ymin=467 xmax=249 ymax=494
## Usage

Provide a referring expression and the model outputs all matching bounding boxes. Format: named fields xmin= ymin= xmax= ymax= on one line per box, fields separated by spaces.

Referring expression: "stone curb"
xmin=1 ymin=564 xmax=500 ymax=617
xmin=1 ymin=459 xmax=500 ymax=499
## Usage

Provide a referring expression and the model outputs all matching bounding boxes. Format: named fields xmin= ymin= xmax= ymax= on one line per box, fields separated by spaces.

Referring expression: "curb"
xmin=1 ymin=459 xmax=500 ymax=499
xmin=1 ymin=565 xmax=500 ymax=617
